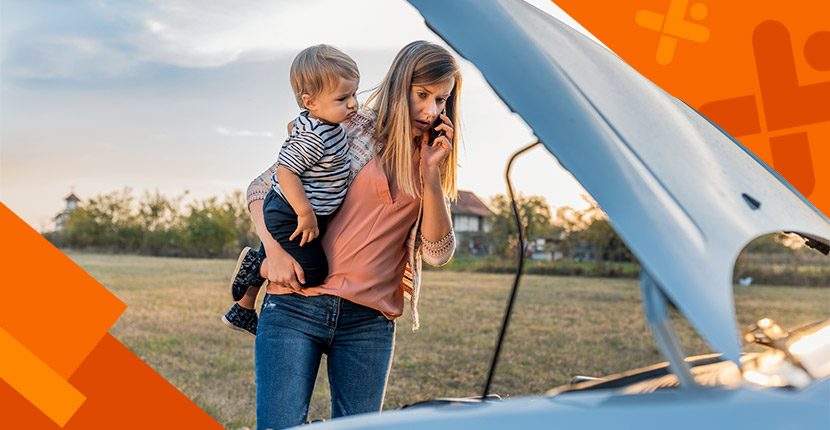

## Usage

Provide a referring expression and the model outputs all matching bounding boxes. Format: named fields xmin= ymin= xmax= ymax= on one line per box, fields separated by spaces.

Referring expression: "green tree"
xmin=63 ymin=187 xmax=140 ymax=249
xmin=487 ymin=193 xmax=555 ymax=257
xmin=178 ymin=192 xmax=257 ymax=258
xmin=553 ymin=196 xmax=634 ymax=263
xmin=57 ymin=188 xmax=257 ymax=258
xmin=136 ymin=190 xmax=186 ymax=254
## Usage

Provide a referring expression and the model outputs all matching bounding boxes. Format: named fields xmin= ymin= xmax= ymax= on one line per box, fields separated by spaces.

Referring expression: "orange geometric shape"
xmin=1 ymin=334 xmax=224 ymax=429
xmin=804 ymin=31 xmax=830 ymax=71
xmin=635 ymin=0 xmax=709 ymax=65
xmin=689 ymin=3 xmax=707 ymax=21
xmin=662 ymin=0 xmax=709 ymax=43
xmin=635 ymin=9 xmax=665 ymax=31
xmin=0 ymin=327 xmax=86 ymax=427
xmin=553 ymin=0 xmax=830 ymax=216
xmin=769 ymin=132 xmax=815 ymax=196
xmin=699 ymin=94 xmax=762 ymax=136
xmin=0 ymin=203 xmax=126 ymax=380
xmin=656 ymin=35 xmax=679 ymax=65
xmin=753 ymin=21 xmax=830 ymax=131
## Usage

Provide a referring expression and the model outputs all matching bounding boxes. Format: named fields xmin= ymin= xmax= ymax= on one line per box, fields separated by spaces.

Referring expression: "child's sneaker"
xmin=221 ymin=303 xmax=258 ymax=336
xmin=230 ymin=246 xmax=266 ymax=301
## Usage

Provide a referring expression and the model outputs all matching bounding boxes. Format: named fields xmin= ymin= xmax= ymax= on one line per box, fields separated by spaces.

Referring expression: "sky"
xmin=0 ymin=0 xmax=602 ymax=232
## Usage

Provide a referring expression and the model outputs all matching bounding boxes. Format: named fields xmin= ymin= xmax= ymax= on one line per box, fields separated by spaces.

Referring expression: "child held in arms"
xmin=222 ymin=44 xmax=360 ymax=335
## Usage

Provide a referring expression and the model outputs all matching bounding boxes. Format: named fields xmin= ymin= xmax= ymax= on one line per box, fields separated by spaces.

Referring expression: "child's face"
xmin=304 ymin=77 xmax=359 ymax=124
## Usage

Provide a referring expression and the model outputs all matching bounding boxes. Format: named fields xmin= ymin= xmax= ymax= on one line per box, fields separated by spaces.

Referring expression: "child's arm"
xmin=275 ymin=166 xmax=318 ymax=247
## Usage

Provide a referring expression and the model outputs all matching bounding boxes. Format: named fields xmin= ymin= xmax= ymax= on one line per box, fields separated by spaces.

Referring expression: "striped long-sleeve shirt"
xmin=272 ymin=111 xmax=350 ymax=215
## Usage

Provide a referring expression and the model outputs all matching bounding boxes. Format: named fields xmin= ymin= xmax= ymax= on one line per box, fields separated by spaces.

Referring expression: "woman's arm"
xmin=246 ymin=163 xmax=277 ymax=208
xmin=419 ymin=177 xmax=455 ymax=266
xmin=248 ymin=199 xmax=305 ymax=290
xmin=419 ymin=112 xmax=456 ymax=265
xmin=420 ymin=111 xmax=454 ymax=242
xmin=420 ymin=166 xmax=453 ymax=242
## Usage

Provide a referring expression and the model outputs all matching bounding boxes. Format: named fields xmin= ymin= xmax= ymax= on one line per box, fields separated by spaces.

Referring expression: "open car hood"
xmin=408 ymin=0 xmax=830 ymax=364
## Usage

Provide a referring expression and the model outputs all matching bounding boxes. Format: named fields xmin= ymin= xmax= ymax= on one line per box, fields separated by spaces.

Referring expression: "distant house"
xmin=450 ymin=190 xmax=493 ymax=256
xmin=54 ymin=193 xmax=80 ymax=232
xmin=450 ymin=190 xmax=493 ymax=233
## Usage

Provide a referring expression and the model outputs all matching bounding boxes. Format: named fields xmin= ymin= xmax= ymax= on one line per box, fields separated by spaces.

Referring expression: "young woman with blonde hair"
xmin=246 ymin=40 xmax=462 ymax=429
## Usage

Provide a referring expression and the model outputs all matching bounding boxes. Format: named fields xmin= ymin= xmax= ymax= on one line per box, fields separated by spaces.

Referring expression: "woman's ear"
xmin=301 ymin=94 xmax=315 ymax=110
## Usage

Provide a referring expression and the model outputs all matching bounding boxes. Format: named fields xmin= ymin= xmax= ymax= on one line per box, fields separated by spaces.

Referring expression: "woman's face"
xmin=408 ymin=79 xmax=454 ymax=139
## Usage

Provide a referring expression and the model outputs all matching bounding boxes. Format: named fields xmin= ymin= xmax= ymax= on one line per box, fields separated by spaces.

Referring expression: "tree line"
xmin=484 ymin=193 xmax=635 ymax=263
xmin=44 ymin=188 xmax=258 ymax=258
xmin=45 ymin=188 xmax=803 ymax=263
xmin=45 ymin=188 xmax=633 ymax=261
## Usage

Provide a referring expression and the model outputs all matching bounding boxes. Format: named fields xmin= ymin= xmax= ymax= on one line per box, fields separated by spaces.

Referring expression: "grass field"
xmin=67 ymin=251 xmax=830 ymax=430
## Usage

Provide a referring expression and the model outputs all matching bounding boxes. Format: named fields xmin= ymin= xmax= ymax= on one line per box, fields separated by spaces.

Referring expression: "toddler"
xmin=222 ymin=44 xmax=359 ymax=335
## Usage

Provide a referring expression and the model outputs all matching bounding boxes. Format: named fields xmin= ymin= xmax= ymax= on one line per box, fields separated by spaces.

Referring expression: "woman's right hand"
xmin=263 ymin=245 xmax=305 ymax=291
xmin=248 ymin=199 xmax=305 ymax=290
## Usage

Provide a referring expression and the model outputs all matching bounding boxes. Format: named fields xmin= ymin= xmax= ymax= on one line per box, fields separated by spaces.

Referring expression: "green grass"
xmin=67 ymin=252 xmax=830 ymax=430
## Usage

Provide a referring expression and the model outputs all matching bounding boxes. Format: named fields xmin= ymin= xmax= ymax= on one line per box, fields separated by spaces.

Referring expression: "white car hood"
xmin=407 ymin=0 xmax=830 ymax=364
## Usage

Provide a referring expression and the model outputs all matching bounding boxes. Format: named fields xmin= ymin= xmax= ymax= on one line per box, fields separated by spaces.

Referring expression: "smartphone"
xmin=427 ymin=109 xmax=446 ymax=146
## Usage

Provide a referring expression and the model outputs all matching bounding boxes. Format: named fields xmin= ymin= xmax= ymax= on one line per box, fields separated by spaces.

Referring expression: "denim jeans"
xmin=255 ymin=293 xmax=396 ymax=430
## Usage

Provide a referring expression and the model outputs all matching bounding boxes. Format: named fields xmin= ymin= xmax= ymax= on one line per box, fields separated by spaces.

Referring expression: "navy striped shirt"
xmin=272 ymin=111 xmax=350 ymax=215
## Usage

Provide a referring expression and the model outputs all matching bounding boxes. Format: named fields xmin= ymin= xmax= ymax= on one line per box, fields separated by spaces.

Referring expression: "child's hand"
xmin=290 ymin=213 xmax=319 ymax=247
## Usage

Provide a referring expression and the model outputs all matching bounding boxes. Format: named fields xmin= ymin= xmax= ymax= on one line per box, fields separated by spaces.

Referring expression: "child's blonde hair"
xmin=366 ymin=41 xmax=462 ymax=200
xmin=290 ymin=44 xmax=360 ymax=109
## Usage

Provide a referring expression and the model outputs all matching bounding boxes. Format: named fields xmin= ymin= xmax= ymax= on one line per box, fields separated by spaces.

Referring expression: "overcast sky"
xmin=0 ymin=0 xmax=601 ymax=231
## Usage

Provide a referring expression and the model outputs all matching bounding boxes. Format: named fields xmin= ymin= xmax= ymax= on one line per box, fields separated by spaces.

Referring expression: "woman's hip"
xmin=258 ymin=293 xmax=394 ymax=344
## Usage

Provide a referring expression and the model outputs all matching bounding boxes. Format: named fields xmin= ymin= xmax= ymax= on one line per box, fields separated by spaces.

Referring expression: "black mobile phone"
xmin=427 ymin=109 xmax=446 ymax=146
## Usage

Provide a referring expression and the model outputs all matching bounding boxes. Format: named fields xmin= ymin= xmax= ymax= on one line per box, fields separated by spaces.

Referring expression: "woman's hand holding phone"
xmin=427 ymin=114 xmax=445 ymax=146
xmin=422 ymin=112 xmax=453 ymax=178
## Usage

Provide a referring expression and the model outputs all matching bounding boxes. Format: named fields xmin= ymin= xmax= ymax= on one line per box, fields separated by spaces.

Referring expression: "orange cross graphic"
xmin=636 ymin=0 xmax=710 ymax=65
xmin=700 ymin=22 xmax=830 ymax=196
xmin=553 ymin=0 xmax=830 ymax=214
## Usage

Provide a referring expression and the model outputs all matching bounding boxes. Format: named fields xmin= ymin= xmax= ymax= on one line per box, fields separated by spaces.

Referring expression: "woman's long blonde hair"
xmin=365 ymin=41 xmax=462 ymax=200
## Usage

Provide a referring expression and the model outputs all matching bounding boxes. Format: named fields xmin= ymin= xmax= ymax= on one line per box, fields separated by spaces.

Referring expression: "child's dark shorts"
xmin=263 ymin=189 xmax=331 ymax=288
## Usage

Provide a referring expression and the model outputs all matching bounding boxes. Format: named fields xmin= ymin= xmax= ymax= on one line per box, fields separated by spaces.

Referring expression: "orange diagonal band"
xmin=0 ymin=327 xmax=86 ymax=427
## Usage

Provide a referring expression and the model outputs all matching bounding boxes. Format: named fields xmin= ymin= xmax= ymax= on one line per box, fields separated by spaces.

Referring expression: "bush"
xmin=49 ymin=189 xmax=257 ymax=258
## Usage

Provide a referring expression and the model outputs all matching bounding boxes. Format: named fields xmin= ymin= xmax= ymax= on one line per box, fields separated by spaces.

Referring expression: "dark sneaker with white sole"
xmin=221 ymin=303 xmax=258 ymax=336
xmin=230 ymin=246 xmax=266 ymax=301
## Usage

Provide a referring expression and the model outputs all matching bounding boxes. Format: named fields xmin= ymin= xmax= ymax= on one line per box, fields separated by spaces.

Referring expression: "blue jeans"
xmin=255 ymin=293 xmax=396 ymax=430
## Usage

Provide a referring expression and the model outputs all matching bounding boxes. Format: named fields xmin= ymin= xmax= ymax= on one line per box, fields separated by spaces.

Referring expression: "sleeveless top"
xmin=266 ymin=151 xmax=421 ymax=320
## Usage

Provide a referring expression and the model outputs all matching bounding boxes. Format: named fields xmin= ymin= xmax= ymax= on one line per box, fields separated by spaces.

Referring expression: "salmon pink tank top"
xmin=266 ymin=154 xmax=421 ymax=320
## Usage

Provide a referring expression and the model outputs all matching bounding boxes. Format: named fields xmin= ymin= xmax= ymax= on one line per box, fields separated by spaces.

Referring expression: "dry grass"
xmin=67 ymin=252 xmax=830 ymax=429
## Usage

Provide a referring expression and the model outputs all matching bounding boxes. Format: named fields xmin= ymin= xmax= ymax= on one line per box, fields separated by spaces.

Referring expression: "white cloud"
xmin=7 ymin=35 xmax=140 ymax=80
xmin=2 ymin=0 xmax=439 ymax=80
xmin=216 ymin=126 xmax=274 ymax=138
xmin=129 ymin=0 xmax=437 ymax=68
xmin=3 ymin=0 xmax=592 ymax=80
xmin=121 ymin=0 xmax=599 ymax=70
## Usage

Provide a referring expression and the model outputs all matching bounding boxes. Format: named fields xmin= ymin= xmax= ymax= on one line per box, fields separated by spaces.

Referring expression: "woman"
xmin=249 ymin=40 xmax=462 ymax=430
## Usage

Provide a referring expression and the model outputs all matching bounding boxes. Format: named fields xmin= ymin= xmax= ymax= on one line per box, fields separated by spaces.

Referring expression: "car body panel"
xmin=405 ymin=0 xmax=830 ymax=365
xmin=309 ymin=378 xmax=829 ymax=429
